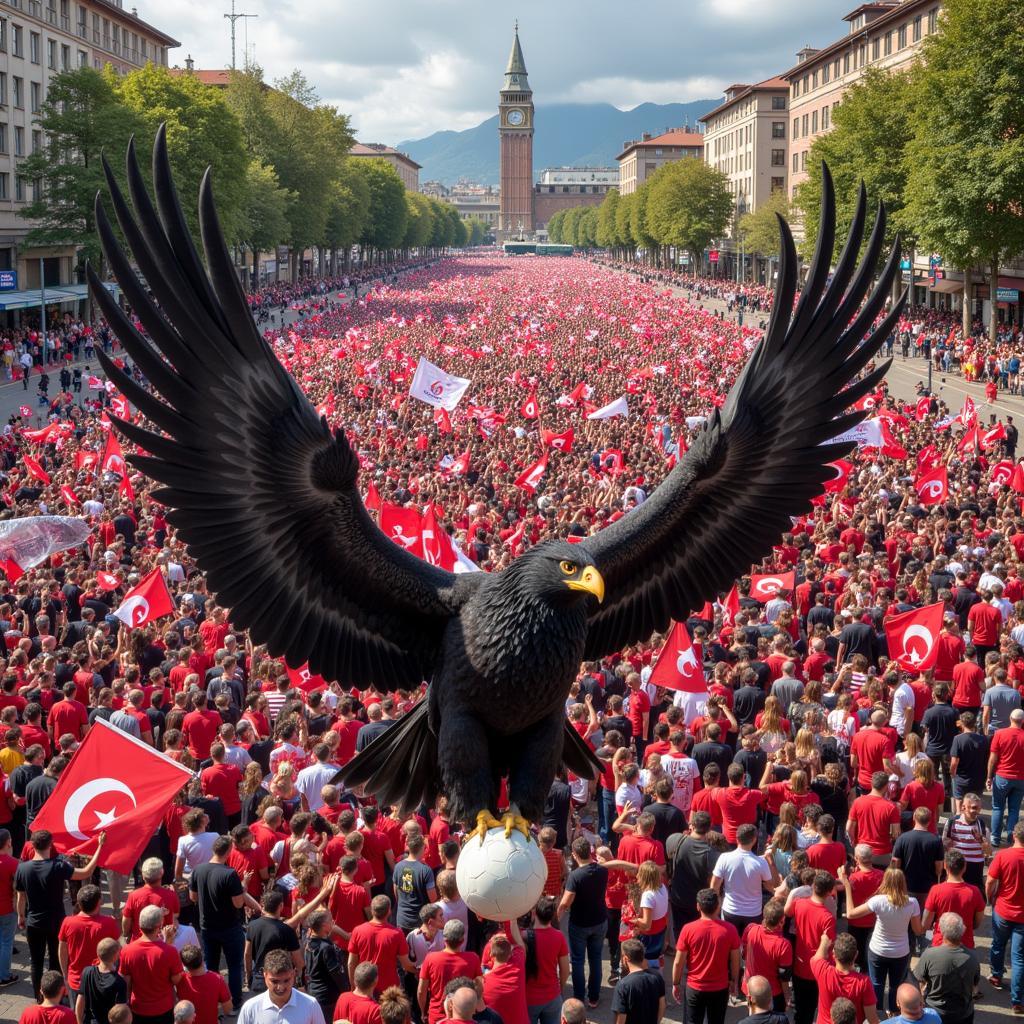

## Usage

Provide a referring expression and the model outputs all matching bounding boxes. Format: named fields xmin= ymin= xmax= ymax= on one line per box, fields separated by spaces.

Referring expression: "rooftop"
xmin=350 ymin=142 xmax=422 ymax=169
xmin=700 ymin=76 xmax=791 ymax=122
xmin=617 ymin=128 xmax=705 ymax=160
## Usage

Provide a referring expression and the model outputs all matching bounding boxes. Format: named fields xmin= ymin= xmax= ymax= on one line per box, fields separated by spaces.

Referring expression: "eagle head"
xmin=520 ymin=540 xmax=605 ymax=606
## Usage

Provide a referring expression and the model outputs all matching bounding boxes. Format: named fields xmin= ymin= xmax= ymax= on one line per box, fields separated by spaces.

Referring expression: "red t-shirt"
xmin=952 ymin=661 xmax=985 ymax=708
xmin=847 ymin=867 xmax=884 ymax=928
xmin=806 ymin=840 xmax=847 ymax=876
xmin=482 ymin=948 xmax=528 ymax=1024
xmin=848 ymin=793 xmax=900 ymax=855
xmin=689 ymin=787 xmax=723 ymax=825
xmin=18 ymin=1008 xmax=77 ymax=1024
xmin=763 ymin=784 xmax=815 ymax=819
xmin=741 ymin=923 xmax=792 ymax=996
xmin=333 ymin=993 xmax=383 ymax=1024
xmin=676 ymin=917 xmax=740 ymax=991
xmin=331 ymin=719 xmax=363 ymax=765
xmin=426 ymin=816 xmax=450 ymax=870
xmin=201 ymin=762 xmax=243 ymax=816
xmin=57 ymin=911 xmax=121 ymax=989
xmin=617 ymin=832 xmax=665 ymax=867
xmin=714 ymin=787 xmax=764 ymax=844
xmin=787 ymin=898 xmax=836 ymax=979
xmin=348 ymin=920 xmax=409 ymax=992
xmin=850 ymin=730 xmax=892 ymax=788
xmin=199 ymin=619 xmax=230 ymax=654
xmin=925 ymin=881 xmax=986 ymax=947
xmin=421 ymin=950 xmax=482 ymax=1024
xmin=360 ymin=828 xmax=392 ymax=886
xmin=0 ymin=852 xmax=17 ymax=914
xmin=48 ymin=698 xmax=87 ymax=741
xmin=20 ymin=723 xmax=51 ymax=759
xmin=991 ymin=728 xmax=1024 ymax=780
xmin=900 ymin=781 xmax=945 ymax=831
xmin=627 ymin=689 xmax=651 ymax=735
xmin=122 ymin=884 xmax=181 ymax=940
xmin=967 ymin=601 xmax=1002 ymax=645
xmin=989 ymin=846 xmax=1024 ymax=923
xmin=522 ymin=927 xmax=568 ymax=1005
xmin=176 ymin=970 xmax=230 ymax=1024
xmin=119 ymin=938 xmax=183 ymax=1015
xmin=811 ymin=957 xmax=876 ymax=1024
xmin=228 ymin=845 xmax=270 ymax=898
xmin=182 ymin=709 xmax=222 ymax=760
xmin=328 ymin=879 xmax=371 ymax=951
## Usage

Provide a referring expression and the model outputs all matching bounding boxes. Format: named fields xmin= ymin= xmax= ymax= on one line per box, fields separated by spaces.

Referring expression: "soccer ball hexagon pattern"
xmin=456 ymin=826 xmax=547 ymax=921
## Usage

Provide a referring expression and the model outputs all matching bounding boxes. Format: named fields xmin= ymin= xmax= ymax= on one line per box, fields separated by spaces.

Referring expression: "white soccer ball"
xmin=456 ymin=826 xmax=547 ymax=922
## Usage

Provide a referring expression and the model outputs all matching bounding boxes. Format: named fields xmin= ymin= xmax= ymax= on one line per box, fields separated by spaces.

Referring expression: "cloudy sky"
xmin=150 ymin=0 xmax=854 ymax=144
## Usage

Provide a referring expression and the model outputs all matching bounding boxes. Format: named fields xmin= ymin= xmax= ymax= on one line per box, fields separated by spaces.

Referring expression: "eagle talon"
xmin=502 ymin=812 xmax=532 ymax=841
xmin=466 ymin=810 xmax=503 ymax=845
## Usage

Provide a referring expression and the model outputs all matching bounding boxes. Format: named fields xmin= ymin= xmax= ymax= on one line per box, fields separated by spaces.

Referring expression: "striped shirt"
xmin=943 ymin=814 xmax=989 ymax=864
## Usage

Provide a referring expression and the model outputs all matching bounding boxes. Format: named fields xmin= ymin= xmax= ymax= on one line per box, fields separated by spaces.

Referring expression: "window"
xmin=823 ymin=63 xmax=830 ymax=84
xmin=0 ymin=74 xmax=6 ymax=105
xmin=811 ymin=110 xmax=818 ymax=133
xmin=843 ymin=53 xmax=850 ymax=74
xmin=801 ymin=150 xmax=807 ymax=171
xmin=858 ymin=43 xmax=866 ymax=66
xmin=76 ymin=6 xmax=85 ymax=37
xmin=31 ymin=128 xmax=39 ymax=152
xmin=885 ymin=30 xmax=893 ymax=55
xmin=792 ymin=117 xmax=799 ymax=139
xmin=15 ymin=175 xmax=24 ymax=202
xmin=29 ymin=30 xmax=38 ymax=63
xmin=771 ymin=176 xmax=785 ymax=192
xmin=771 ymin=148 xmax=785 ymax=166
xmin=13 ymin=77 xmax=23 ymax=108
xmin=791 ymin=82 xmax=798 ymax=100
xmin=47 ymin=38 xmax=55 ymax=68
xmin=140 ymin=38 xmax=146 ymax=60
xmin=772 ymin=121 xmax=785 ymax=139
xmin=14 ymin=126 xmax=22 ymax=155
xmin=812 ymin=71 xmax=818 ymax=89
xmin=77 ymin=48 xmax=86 ymax=66
xmin=0 ymin=174 xmax=8 ymax=200
xmin=802 ymin=74 xmax=809 ymax=94
xmin=792 ymin=152 xmax=799 ymax=172
xmin=0 ymin=18 xmax=6 ymax=52
xmin=928 ymin=7 xmax=938 ymax=33
xmin=822 ymin=106 xmax=830 ymax=130
xmin=872 ymin=38 xmax=880 ymax=61
xmin=30 ymin=81 xmax=39 ymax=112
xmin=834 ymin=58 xmax=840 ymax=79
xmin=91 ymin=13 xmax=99 ymax=44
xmin=802 ymin=113 xmax=808 ymax=135
xmin=60 ymin=43 xmax=68 ymax=68
xmin=0 ymin=124 xmax=7 ymax=153
xmin=898 ymin=25 xmax=907 ymax=48
xmin=11 ymin=24 xmax=21 ymax=57
xmin=772 ymin=95 xmax=785 ymax=110
xmin=913 ymin=15 xmax=922 ymax=41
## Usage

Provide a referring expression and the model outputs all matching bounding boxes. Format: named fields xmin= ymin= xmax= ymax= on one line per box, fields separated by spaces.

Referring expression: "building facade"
xmin=532 ymin=168 xmax=616 ymax=236
xmin=497 ymin=25 xmax=533 ymax=241
xmin=428 ymin=181 xmax=501 ymax=229
xmin=783 ymin=0 xmax=940 ymax=200
xmin=349 ymin=142 xmax=421 ymax=191
xmin=616 ymin=128 xmax=704 ymax=196
xmin=0 ymin=0 xmax=177 ymax=289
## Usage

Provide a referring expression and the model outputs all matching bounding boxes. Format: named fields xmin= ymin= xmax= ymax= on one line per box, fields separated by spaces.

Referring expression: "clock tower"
xmin=498 ymin=24 xmax=534 ymax=241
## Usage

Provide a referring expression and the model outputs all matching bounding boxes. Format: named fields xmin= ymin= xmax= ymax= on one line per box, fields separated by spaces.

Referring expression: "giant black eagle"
xmin=90 ymin=128 xmax=904 ymax=841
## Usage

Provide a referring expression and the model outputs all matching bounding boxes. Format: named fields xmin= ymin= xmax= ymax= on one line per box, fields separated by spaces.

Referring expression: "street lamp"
xmin=735 ymin=195 xmax=747 ymax=285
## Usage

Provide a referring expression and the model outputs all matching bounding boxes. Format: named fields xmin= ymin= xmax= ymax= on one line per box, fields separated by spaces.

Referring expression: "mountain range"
xmin=396 ymin=100 xmax=718 ymax=186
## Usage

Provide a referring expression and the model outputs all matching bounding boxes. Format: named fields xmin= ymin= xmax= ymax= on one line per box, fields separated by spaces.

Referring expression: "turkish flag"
xmin=18 ymin=405 xmax=31 ymax=417
xmin=285 ymin=663 xmax=328 ymax=692
xmin=541 ymin=427 xmax=574 ymax=453
xmin=749 ymin=571 xmax=795 ymax=602
xmin=720 ymin=585 xmax=740 ymax=626
xmin=1 ymin=558 xmax=23 ymax=583
xmin=60 ymin=485 xmax=79 ymax=507
xmin=958 ymin=425 xmax=978 ymax=455
xmin=23 ymin=454 xmax=50 ymax=485
xmin=379 ymin=503 xmax=424 ymax=556
xmin=915 ymin=397 xmax=931 ymax=422
xmin=110 ymin=395 xmax=130 ymax=420
xmin=450 ymin=450 xmax=471 ymax=477
xmin=992 ymin=460 xmax=1014 ymax=487
xmin=514 ymin=454 xmax=548 ymax=494
xmin=30 ymin=717 xmax=192 ymax=872
xmin=915 ymin=465 xmax=948 ymax=506
xmin=75 ymin=450 xmax=98 ymax=473
xmin=112 ymin=567 xmax=175 ymax=628
xmin=982 ymin=423 xmax=1007 ymax=450
xmin=101 ymin=432 xmax=126 ymax=476
xmin=433 ymin=407 xmax=452 ymax=435
xmin=1013 ymin=462 xmax=1024 ymax=495
xmin=917 ymin=445 xmax=942 ymax=474
xmin=823 ymin=459 xmax=853 ymax=494
xmin=87 ymin=375 xmax=104 ymax=390
xmin=364 ymin=481 xmax=381 ymax=511
xmin=960 ymin=396 xmax=977 ymax=428
xmin=648 ymin=622 xmax=705 ymax=693
xmin=421 ymin=504 xmax=456 ymax=571
xmin=884 ymin=601 xmax=944 ymax=672
xmin=520 ymin=394 xmax=540 ymax=420
xmin=120 ymin=473 xmax=135 ymax=502
xmin=96 ymin=571 xmax=120 ymax=590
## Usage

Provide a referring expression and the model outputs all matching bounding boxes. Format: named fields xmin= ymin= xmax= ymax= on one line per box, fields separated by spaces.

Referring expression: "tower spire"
xmin=504 ymin=24 xmax=529 ymax=90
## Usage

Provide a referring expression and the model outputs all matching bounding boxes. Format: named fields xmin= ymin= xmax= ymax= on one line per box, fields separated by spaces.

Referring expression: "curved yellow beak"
xmin=566 ymin=564 xmax=605 ymax=604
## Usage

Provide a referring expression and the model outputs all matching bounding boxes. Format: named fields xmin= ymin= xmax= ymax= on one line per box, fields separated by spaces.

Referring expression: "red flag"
xmin=917 ymin=445 xmax=942 ymax=474
xmin=541 ymin=427 xmax=574 ymax=453
xmin=75 ymin=450 xmax=98 ymax=472
xmin=648 ymin=622 xmax=705 ymax=693
xmin=823 ymin=460 xmax=853 ymax=494
xmin=364 ymin=481 xmax=381 ymax=511
xmin=1 ymin=558 xmax=23 ymax=582
xmin=884 ymin=601 xmax=945 ymax=672
xmin=568 ymin=382 xmax=591 ymax=405
xmin=514 ymin=454 xmax=548 ymax=494
xmin=23 ymin=454 xmax=50 ymax=485
xmin=379 ymin=503 xmax=424 ymax=556
xmin=519 ymin=394 xmax=540 ymax=420
xmin=110 ymin=395 xmax=130 ymax=420
xmin=433 ymin=407 xmax=452 ymax=435
xmin=721 ymin=586 xmax=740 ymax=626
xmin=120 ymin=473 xmax=135 ymax=503
xmin=958 ymin=425 xmax=978 ymax=455
xmin=101 ymin=432 xmax=126 ymax=476
xmin=112 ymin=567 xmax=175 ymax=628
xmin=914 ymin=465 xmax=948 ymax=506
xmin=29 ymin=717 xmax=193 ymax=872
xmin=982 ymin=423 xmax=1007 ymax=450
xmin=60 ymin=485 xmax=79 ymax=507
xmin=992 ymin=460 xmax=1015 ymax=486
xmin=18 ymin=405 xmax=31 ymax=417
xmin=915 ymin=396 xmax=931 ymax=422
xmin=421 ymin=505 xmax=456 ymax=571
xmin=87 ymin=375 xmax=104 ymax=390
xmin=960 ymin=396 xmax=977 ymax=428
xmin=749 ymin=571 xmax=795 ymax=602
xmin=1013 ymin=462 xmax=1024 ymax=495
xmin=96 ymin=571 xmax=120 ymax=590
xmin=285 ymin=663 xmax=328 ymax=692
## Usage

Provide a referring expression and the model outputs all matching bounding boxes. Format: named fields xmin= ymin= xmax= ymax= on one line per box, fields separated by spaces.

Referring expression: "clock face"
xmin=506 ymin=109 xmax=525 ymax=127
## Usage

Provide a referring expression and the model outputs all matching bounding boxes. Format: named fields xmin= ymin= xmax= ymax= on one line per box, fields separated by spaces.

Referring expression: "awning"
xmin=0 ymin=281 xmax=119 ymax=310
xmin=929 ymin=278 xmax=963 ymax=294
xmin=999 ymin=276 xmax=1024 ymax=289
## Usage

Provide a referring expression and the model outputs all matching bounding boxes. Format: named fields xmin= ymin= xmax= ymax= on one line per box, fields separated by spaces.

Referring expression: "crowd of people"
xmin=1 ymin=251 xmax=1024 ymax=1024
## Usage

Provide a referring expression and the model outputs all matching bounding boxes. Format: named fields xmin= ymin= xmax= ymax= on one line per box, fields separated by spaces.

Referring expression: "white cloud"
xmin=558 ymin=76 xmax=727 ymax=107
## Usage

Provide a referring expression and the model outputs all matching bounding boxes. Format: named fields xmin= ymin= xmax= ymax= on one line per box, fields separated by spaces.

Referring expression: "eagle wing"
xmin=88 ymin=128 xmax=463 ymax=687
xmin=580 ymin=166 xmax=905 ymax=659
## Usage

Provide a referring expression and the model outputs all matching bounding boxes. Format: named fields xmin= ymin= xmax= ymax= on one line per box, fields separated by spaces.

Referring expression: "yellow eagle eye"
xmin=560 ymin=561 xmax=577 ymax=575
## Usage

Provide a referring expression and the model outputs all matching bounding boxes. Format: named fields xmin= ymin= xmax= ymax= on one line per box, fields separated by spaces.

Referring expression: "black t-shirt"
xmin=15 ymin=855 xmax=75 ymax=926
xmin=564 ymin=862 xmax=608 ymax=928
xmin=189 ymin=861 xmax=244 ymax=931
xmin=740 ymin=1013 xmax=790 ymax=1024
xmin=603 ymin=714 xmax=633 ymax=743
xmin=839 ymin=622 xmax=875 ymax=662
xmin=356 ymin=719 xmax=394 ymax=752
xmin=950 ymin=731 xmax=989 ymax=789
xmin=647 ymin=801 xmax=686 ymax=846
xmin=246 ymin=915 xmax=300 ymax=988
xmin=811 ymin=777 xmax=850 ymax=824
xmin=691 ymin=741 xmax=732 ymax=778
xmin=79 ymin=964 xmax=128 ymax=1024
xmin=610 ymin=968 xmax=665 ymax=1024
xmin=542 ymin=780 xmax=572 ymax=848
xmin=922 ymin=703 xmax=959 ymax=755
xmin=734 ymin=748 xmax=767 ymax=788
xmin=733 ymin=686 xmax=766 ymax=727
xmin=669 ymin=836 xmax=721 ymax=905
xmin=304 ymin=934 xmax=345 ymax=1005
xmin=892 ymin=829 xmax=944 ymax=893
xmin=24 ymin=774 xmax=58 ymax=826
xmin=393 ymin=858 xmax=437 ymax=931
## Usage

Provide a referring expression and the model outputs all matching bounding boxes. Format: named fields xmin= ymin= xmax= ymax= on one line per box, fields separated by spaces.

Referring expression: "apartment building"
xmin=615 ymin=128 xmax=704 ymax=196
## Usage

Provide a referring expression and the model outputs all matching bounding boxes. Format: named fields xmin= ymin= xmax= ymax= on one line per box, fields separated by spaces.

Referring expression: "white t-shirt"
xmin=640 ymin=885 xmax=669 ymax=925
xmin=712 ymin=847 xmax=772 ymax=918
xmin=295 ymin=761 xmax=342 ymax=811
xmin=176 ymin=831 xmax=217 ymax=874
xmin=890 ymin=682 xmax=916 ymax=734
xmin=867 ymin=895 xmax=920 ymax=957
xmin=660 ymin=752 xmax=699 ymax=814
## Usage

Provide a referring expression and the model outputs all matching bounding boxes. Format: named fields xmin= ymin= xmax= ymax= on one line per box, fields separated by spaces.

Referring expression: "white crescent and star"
xmin=902 ymin=624 xmax=935 ymax=666
xmin=63 ymin=777 xmax=137 ymax=840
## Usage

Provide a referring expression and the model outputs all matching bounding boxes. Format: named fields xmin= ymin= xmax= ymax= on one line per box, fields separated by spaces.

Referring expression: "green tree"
xmin=794 ymin=66 xmax=917 ymax=267
xmin=21 ymin=68 xmax=144 ymax=277
xmin=465 ymin=218 xmax=489 ymax=246
xmin=577 ymin=207 xmax=599 ymax=249
xmin=615 ymin=193 xmax=636 ymax=257
xmin=403 ymin=191 xmax=435 ymax=252
xmin=904 ymin=0 xmax=1024 ymax=339
xmin=596 ymin=189 xmax=621 ymax=251
xmin=323 ymin=164 xmax=369 ymax=272
xmin=223 ymin=63 xmax=271 ymax=157
xmin=738 ymin=191 xmax=790 ymax=259
xmin=237 ymin=159 xmax=293 ymax=284
xmin=644 ymin=160 xmax=732 ymax=267
xmin=547 ymin=209 xmax=566 ymax=243
xmin=563 ymin=207 xmax=584 ymax=248
xmin=113 ymin=64 xmax=248 ymax=244
xmin=629 ymin=183 xmax=659 ymax=264
xmin=351 ymin=158 xmax=408 ymax=259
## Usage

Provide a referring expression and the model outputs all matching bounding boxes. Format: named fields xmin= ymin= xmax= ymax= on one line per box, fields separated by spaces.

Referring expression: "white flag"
xmin=587 ymin=396 xmax=629 ymax=421
xmin=409 ymin=357 xmax=471 ymax=411
xmin=826 ymin=417 xmax=884 ymax=448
